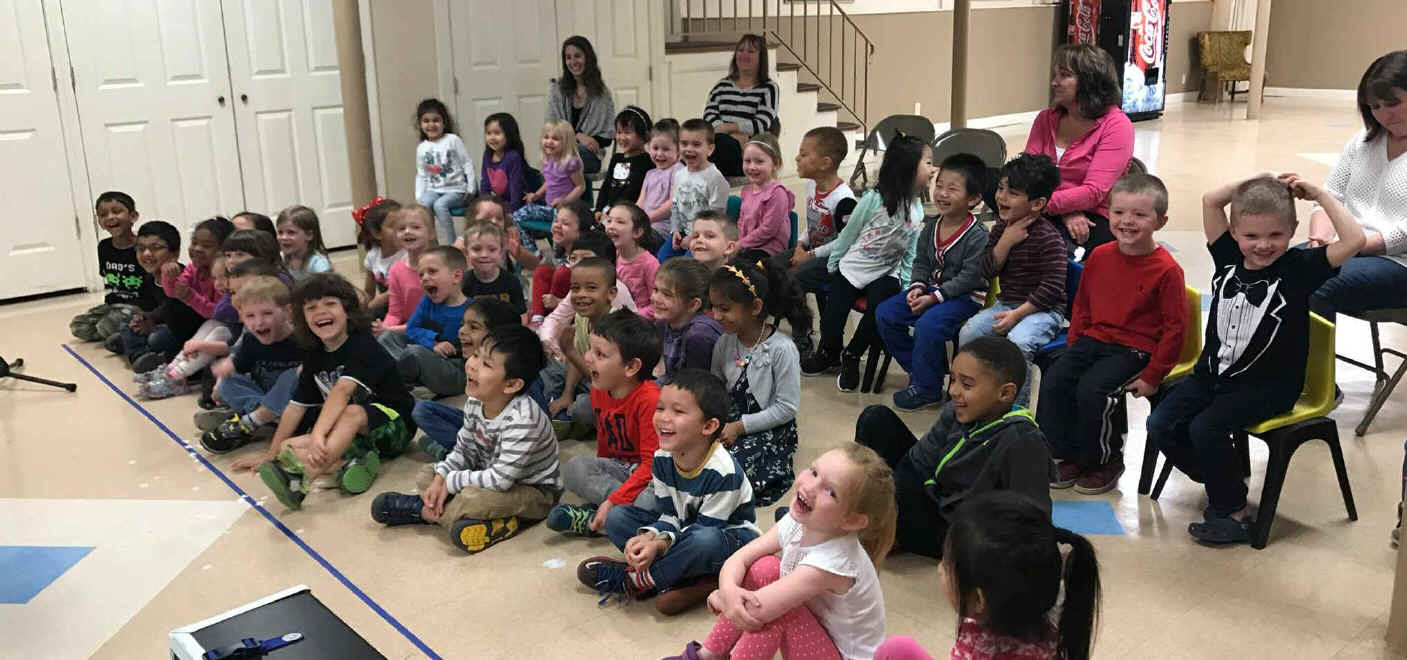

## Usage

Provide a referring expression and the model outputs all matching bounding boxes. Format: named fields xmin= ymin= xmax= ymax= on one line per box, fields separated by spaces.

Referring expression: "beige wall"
xmin=368 ymin=0 xmax=440 ymax=200
xmin=1267 ymin=0 xmax=1406 ymax=90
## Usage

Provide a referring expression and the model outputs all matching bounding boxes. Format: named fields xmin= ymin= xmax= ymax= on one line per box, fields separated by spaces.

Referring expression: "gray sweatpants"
xmin=562 ymin=456 xmax=655 ymax=509
xmin=539 ymin=358 xmax=594 ymax=428
xmin=377 ymin=331 xmax=466 ymax=396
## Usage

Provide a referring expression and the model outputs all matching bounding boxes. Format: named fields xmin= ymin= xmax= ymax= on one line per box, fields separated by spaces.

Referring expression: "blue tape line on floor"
xmin=1052 ymin=500 xmax=1127 ymax=535
xmin=62 ymin=345 xmax=442 ymax=660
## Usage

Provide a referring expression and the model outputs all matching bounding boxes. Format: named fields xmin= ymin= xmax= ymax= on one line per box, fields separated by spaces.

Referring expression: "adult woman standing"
xmin=1024 ymin=43 xmax=1133 ymax=259
xmin=1307 ymin=50 xmax=1407 ymax=320
xmin=704 ymin=34 xmax=781 ymax=177
xmin=547 ymin=35 xmax=615 ymax=174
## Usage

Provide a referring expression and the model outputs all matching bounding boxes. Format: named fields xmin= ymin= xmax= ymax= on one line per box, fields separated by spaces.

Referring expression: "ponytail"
xmin=757 ymin=252 xmax=812 ymax=336
xmin=1054 ymin=527 xmax=1100 ymax=660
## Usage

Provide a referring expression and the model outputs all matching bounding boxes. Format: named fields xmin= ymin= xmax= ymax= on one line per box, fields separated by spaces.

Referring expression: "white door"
xmin=61 ymin=0 xmax=244 ymax=236
xmin=448 ymin=0 xmax=560 ymax=166
xmin=222 ymin=0 xmax=354 ymax=248
xmin=0 ymin=0 xmax=86 ymax=299
xmin=554 ymin=0 xmax=654 ymax=111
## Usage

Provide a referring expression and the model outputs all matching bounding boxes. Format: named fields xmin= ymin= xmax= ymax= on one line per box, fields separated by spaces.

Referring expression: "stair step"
xmin=816 ymin=102 xmax=840 ymax=113
xmin=777 ymin=62 xmax=801 ymax=72
xmin=796 ymin=82 xmax=820 ymax=93
xmin=664 ymin=39 xmax=741 ymax=54
xmin=836 ymin=121 xmax=861 ymax=132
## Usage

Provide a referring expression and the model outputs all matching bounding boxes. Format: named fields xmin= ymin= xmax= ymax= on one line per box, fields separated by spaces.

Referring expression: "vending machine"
xmin=1060 ymin=0 xmax=1171 ymax=121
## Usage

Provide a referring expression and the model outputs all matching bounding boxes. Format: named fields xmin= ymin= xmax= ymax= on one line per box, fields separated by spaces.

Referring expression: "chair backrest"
xmin=1198 ymin=31 xmax=1252 ymax=72
xmin=1179 ymin=285 xmax=1203 ymax=364
xmin=1304 ymin=312 xmax=1336 ymax=409
xmin=984 ymin=278 xmax=1000 ymax=308
xmin=1064 ymin=260 xmax=1083 ymax=316
xmin=788 ymin=210 xmax=798 ymax=251
xmin=932 ymin=128 xmax=1007 ymax=170
xmin=862 ymin=114 xmax=937 ymax=152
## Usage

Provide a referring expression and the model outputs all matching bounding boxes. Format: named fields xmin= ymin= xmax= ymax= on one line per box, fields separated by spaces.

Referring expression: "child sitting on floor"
xmin=854 ymin=336 xmax=1053 ymax=559
xmin=958 ymin=153 xmax=1068 ymax=406
xmin=690 ymin=211 xmax=740 ymax=272
xmin=1039 ymin=173 xmax=1186 ymax=496
xmin=356 ymin=197 xmax=404 ymax=317
xmin=378 ymin=246 xmax=471 ymax=397
xmin=137 ymin=255 xmax=236 ymax=400
xmin=667 ymin=445 xmax=896 ymax=660
xmin=117 ymin=222 xmax=204 ymax=370
xmin=235 ymin=274 xmax=416 ymax=510
xmin=654 ymin=258 xmax=722 ymax=380
xmin=371 ymin=324 xmax=561 ymax=554
xmin=276 ymin=205 xmax=332 ymax=279
xmin=639 ymin=118 xmax=684 ymax=244
xmin=378 ymin=205 xmax=434 ymax=335
xmin=603 ymin=202 xmax=661 ymax=318
xmin=72 ymin=191 xmax=159 ymax=344
xmin=710 ymin=258 xmax=808 ymax=507
xmin=547 ymin=309 xmax=662 ymax=537
xmin=1149 ymin=173 xmax=1363 ymax=545
xmin=459 ymin=221 xmax=526 ymax=314
xmin=874 ymin=492 xmax=1101 ymax=660
xmin=537 ymin=230 xmax=638 ymax=357
xmin=529 ymin=201 xmax=595 ymax=325
xmin=660 ymin=119 xmax=730 ymax=261
xmin=547 ymin=255 xmax=622 ymax=441
xmin=579 ymin=369 xmax=760 ymax=615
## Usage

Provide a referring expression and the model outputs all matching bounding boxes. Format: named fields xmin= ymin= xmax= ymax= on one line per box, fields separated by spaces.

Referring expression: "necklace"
xmin=734 ymin=325 xmax=773 ymax=368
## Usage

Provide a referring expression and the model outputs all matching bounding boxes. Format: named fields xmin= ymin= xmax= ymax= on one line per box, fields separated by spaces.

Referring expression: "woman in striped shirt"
xmin=704 ymin=34 xmax=781 ymax=177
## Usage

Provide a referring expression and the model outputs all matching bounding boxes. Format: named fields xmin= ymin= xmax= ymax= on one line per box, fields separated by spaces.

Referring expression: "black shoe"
xmin=837 ymin=352 xmax=862 ymax=392
xmin=131 ymin=351 xmax=166 ymax=373
xmin=371 ymin=492 xmax=427 ymax=526
xmin=103 ymin=333 xmax=125 ymax=354
xmin=1188 ymin=513 xmax=1251 ymax=545
xmin=200 ymin=415 xmax=255 ymax=454
xmin=773 ymin=506 xmax=789 ymax=523
xmin=800 ymin=349 xmax=839 ymax=376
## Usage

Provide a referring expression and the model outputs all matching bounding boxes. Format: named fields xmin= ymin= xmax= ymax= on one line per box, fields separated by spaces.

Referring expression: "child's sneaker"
xmin=139 ymin=375 xmax=189 ymax=400
xmin=201 ymin=415 xmax=256 ymax=454
xmin=836 ymin=352 xmax=862 ymax=393
xmin=546 ymin=503 xmax=599 ymax=536
xmin=104 ymin=333 xmax=125 ymax=354
xmin=133 ymin=367 xmax=164 ymax=384
xmin=194 ymin=406 xmax=234 ymax=432
xmin=1050 ymin=461 xmax=1081 ymax=489
xmin=893 ymin=386 xmax=944 ymax=412
xmin=577 ymin=555 xmax=649 ymax=604
xmin=1073 ymin=462 xmax=1125 ymax=495
xmin=131 ymin=351 xmax=166 ymax=374
xmin=370 ymin=492 xmax=428 ymax=526
xmin=800 ymin=349 xmax=840 ymax=376
xmin=449 ymin=516 xmax=521 ymax=554
xmin=552 ymin=419 xmax=592 ymax=442
xmin=338 ymin=451 xmax=382 ymax=494
xmin=1188 ymin=513 xmax=1251 ymax=545
xmin=661 ymin=642 xmax=704 ymax=660
xmin=654 ymin=576 xmax=718 ymax=615
xmin=416 ymin=434 xmax=450 ymax=461
xmin=257 ymin=461 xmax=306 ymax=510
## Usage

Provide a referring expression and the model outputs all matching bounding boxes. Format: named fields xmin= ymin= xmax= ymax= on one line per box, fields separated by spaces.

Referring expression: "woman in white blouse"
xmin=1307 ymin=50 xmax=1407 ymax=319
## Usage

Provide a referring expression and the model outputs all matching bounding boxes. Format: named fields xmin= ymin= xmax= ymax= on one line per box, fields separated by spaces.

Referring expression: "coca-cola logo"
xmin=1138 ymin=0 xmax=1162 ymax=66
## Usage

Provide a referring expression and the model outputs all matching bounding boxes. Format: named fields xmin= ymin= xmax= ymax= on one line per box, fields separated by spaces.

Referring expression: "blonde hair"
xmin=542 ymin=120 xmax=579 ymax=166
xmin=392 ymin=204 xmax=438 ymax=246
xmin=834 ymin=444 xmax=898 ymax=566
xmin=233 ymin=275 xmax=291 ymax=309
xmin=463 ymin=219 xmax=506 ymax=245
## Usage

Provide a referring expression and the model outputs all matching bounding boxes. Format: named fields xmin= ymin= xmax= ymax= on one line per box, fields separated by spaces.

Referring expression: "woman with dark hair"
xmin=704 ymin=34 xmax=781 ymax=177
xmin=1308 ymin=50 xmax=1407 ymax=322
xmin=546 ymin=35 xmax=616 ymax=174
xmin=1023 ymin=43 xmax=1134 ymax=259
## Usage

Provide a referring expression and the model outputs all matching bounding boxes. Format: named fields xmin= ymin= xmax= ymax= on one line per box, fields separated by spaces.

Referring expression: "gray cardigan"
xmin=906 ymin=215 xmax=990 ymax=302
xmin=546 ymin=81 xmax=616 ymax=142
xmin=711 ymin=330 xmax=801 ymax=434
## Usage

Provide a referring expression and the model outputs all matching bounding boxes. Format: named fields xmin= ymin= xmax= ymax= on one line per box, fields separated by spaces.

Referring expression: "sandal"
xmin=1188 ymin=514 xmax=1251 ymax=545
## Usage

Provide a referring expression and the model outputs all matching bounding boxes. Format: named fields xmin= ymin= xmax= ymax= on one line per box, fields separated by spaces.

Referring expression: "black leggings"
xmin=710 ymin=133 xmax=744 ymax=177
xmin=819 ymin=273 xmax=901 ymax=356
xmin=855 ymin=405 xmax=948 ymax=558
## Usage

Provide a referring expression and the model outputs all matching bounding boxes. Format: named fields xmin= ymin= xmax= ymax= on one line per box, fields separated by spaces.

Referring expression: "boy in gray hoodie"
xmin=855 ymin=336 xmax=1053 ymax=558
xmin=876 ymin=153 xmax=991 ymax=412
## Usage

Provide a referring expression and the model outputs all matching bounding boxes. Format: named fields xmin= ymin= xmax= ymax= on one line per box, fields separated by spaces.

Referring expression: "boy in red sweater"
xmin=547 ymin=308 xmax=662 ymax=537
xmin=1037 ymin=174 xmax=1186 ymax=495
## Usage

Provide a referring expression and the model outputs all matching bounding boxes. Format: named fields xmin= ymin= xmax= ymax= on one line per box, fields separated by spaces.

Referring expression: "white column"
xmin=1245 ymin=0 xmax=1271 ymax=119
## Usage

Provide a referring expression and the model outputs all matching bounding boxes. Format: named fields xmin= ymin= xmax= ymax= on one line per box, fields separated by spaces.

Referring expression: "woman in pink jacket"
xmin=1024 ymin=43 xmax=1134 ymax=260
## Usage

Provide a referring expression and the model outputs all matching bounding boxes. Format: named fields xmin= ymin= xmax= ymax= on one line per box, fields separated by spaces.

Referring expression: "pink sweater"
xmin=162 ymin=263 xmax=219 ymax=318
xmin=617 ymin=249 xmax=659 ymax=320
xmin=383 ymin=259 xmax=425 ymax=327
xmin=737 ymin=181 xmax=795 ymax=255
xmin=1023 ymin=106 xmax=1134 ymax=220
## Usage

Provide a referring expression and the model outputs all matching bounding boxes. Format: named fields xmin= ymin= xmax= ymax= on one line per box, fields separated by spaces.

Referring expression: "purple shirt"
xmin=480 ymin=149 xmax=527 ymax=211
xmin=543 ymin=156 xmax=582 ymax=205
xmin=658 ymin=313 xmax=723 ymax=378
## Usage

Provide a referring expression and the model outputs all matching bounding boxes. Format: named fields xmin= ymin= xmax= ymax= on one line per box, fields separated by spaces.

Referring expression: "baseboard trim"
xmin=1265 ymin=87 xmax=1356 ymax=100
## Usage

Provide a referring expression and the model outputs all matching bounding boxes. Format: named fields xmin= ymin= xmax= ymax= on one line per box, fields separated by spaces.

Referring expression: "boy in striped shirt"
xmin=578 ymin=369 xmax=760 ymax=615
xmin=371 ymin=324 xmax=563 ymax=554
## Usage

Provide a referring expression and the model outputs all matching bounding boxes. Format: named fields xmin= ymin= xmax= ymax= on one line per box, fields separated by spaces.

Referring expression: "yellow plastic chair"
xmin=1150 ymin=313 xmax=1357 ymax=549
xmin=1138 ymin=286 xmax=1202 ymax=494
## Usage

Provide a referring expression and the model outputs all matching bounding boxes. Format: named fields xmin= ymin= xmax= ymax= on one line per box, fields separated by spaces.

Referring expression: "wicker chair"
xmin=1198 ymin=31 xmax=1264 ymax=103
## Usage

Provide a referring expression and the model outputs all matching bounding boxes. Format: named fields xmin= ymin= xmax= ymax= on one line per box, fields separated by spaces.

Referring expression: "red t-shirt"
xmin=1069 ymin=243 xmax=1187 ymax=385
xmin=589 ymin=380 xmax=662 ymax=505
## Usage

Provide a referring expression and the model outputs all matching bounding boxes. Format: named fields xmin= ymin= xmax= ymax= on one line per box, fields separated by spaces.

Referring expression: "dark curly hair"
xmin=415 ymin=98 xmax=455 ymax=141
xmin=290 ymin=273 xmax=371 ymax=347
xmin=1053 ymin=44 xmax=1122 ymax=119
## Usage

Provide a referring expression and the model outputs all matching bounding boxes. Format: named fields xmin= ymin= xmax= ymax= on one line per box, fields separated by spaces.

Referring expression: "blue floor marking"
xmin=1052 ymin=500 xmax=1128 ymax=535
xmin=0 ymin=545 xmax=93 ymax=603
xmin=62 ymin=345 xmax=442 ymax=660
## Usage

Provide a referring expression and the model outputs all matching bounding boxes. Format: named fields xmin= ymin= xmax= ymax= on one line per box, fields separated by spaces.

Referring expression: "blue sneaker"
xmin=577 ymin=555 xmax=648 ymax=605
xmin=546 ymin=503 xmax=599 ymax=536
xmin=371 ymin=492 xmax=427 ymax=526
xmin=893 ymin=386 xmax=944 ymax=412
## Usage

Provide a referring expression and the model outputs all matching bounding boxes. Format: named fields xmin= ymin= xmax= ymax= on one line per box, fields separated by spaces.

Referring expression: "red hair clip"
xmin=352 ymin=196 xmax=389 ymax=227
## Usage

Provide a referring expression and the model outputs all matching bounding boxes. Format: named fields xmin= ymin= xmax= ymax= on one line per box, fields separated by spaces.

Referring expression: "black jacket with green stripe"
xmin=910 ymin=402 xmax=1053 ymax=517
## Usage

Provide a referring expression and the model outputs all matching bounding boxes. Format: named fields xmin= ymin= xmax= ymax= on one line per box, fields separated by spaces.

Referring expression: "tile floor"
xmin=2 ymin=96 xmax=1405 ymax=659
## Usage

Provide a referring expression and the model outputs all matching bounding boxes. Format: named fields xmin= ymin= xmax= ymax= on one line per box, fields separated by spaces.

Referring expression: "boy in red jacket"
xmin=547 ymin=308 xmax=662 ymax=536
xmin=1037 ymin=174 xmax=1187 ymax=495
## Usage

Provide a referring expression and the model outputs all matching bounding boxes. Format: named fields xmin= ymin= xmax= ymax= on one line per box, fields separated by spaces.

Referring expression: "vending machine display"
xmin=1060 ymin=0 xmax=1171 ymax=121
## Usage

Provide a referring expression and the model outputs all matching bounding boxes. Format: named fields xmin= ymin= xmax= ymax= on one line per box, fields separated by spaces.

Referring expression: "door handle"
xmin=240 ymin=94 xmax=248 ymax=104
xmin=218 ymin=95 xmax=226 ymax=106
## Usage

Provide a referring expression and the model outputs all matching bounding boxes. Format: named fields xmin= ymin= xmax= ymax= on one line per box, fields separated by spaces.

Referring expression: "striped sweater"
xmin=641 ymin=442 xmax=761 ymax=543
xmin=980 ymin=216 xmax=1068 ymax=312
xmin=703 ymin=78 xmax=780 ymax=136
xmin=435 ymin=394 xmax=563 ymax=495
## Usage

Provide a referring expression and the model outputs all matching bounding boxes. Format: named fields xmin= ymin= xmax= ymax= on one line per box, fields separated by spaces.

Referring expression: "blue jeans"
xmin=1310 ymin=255 xmax=1407 ymax=320
xmin=418 ymin=190 xmax=468 ymax=246
xmin=412 ymin=381 xmax=549 ymax=453
xmin=958 ymin=303 xmax=1064 ymax=406
xmin=120 ymin=325 xmax=177 ymax=364
xmin=513 ymin=203 xmax=557 ymax=234
xmin=656 ymin=238 xmax=691 ymax=262
xmin=217 ymin=370 xmax=298 ymax=416
xmin=604 ymin=504 xmax=757 ymax=590
xmin=577 ymin=144 xmax=602 ymax=174
xmin=877 ymin=292 xmax=982 ymax=395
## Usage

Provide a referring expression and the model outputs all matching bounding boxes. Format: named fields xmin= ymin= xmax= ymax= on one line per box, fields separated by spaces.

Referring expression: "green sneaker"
xmin=449 ymin=516 xmax=521 ymax=554
xmin=338 ymin=450 xmax=382 ymax=494
xmin=258 ymin=461 xmax=306 ymax=510
xmin=545 ymin=503 xmax=600 ymax=537
xmin=416 ymin=434 xmax=450 ymax=461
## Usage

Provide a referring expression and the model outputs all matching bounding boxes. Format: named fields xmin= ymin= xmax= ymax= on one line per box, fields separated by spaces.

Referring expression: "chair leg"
xmin=1251 ymin=438 xmax=1296 ymax=550
xmin=873 ymin=351 xmax=892 ymax=394
xmin=1324 ymin=431 xmax=1358 ymax=521
xmin=1139 ymin=432 xmax=1161 ymax=495
xmin=1237 ymin=431 xmax=1251 ymax=478
xmin=1356 ymin=321 xmax=1407 ymax=436
xmin=860 ymin=345 xmax=881 ymax=394
xmin=1151 ymin=460 xmax=1175 ymax=500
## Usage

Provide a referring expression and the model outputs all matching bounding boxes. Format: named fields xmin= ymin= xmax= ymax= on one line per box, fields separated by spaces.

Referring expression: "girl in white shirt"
xmin=415 ymin=98 xmax=476 ymax=245
xmin=665 ymin=445 xmax=896 ymax=660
